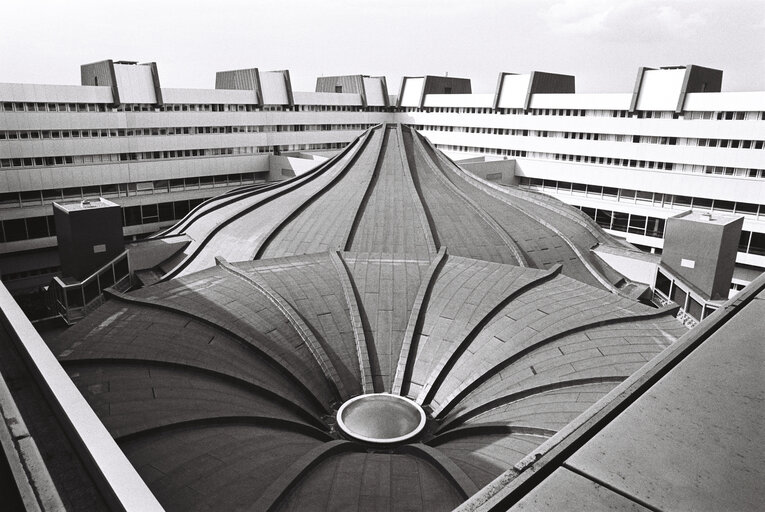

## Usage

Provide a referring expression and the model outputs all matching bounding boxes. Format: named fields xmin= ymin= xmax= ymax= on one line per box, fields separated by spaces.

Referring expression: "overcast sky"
xmin=1 ymin=0 xmax=763 ymax=94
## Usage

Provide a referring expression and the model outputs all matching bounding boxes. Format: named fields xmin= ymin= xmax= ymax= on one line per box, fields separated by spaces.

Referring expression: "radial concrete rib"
xmin=155 ymin=181 xmax=271 ymax=239
xmin=410 ymin=130 xmax=528 ymax=267
xmin=334 ymin=125 xmax=386 ymax=252
xmin=391 ymin=246 xmax=448 ymax=396
xmin=217 ymin=258 xmax=349 ymax=400
xmin=105 ymin=289 xmax=329 ymax=412
xmin=431 ymin=304 xmax=681 ymax=419
xmin=253 ymin=128 xmax=376 ymax=259
xmin=254 ymin=440 xmax=361 ymax=511
xmin=114 ymin=415 xmax=332 ymax=444
xmin=417 ymin=264 xmax=563 ymax=406
xmin=329 ymin=250 xmax=375 ymax=394
xmin=399 ymin=443 xmax=480 ymax=499
xmin=428 ymin=424 xmax=556 ymax=446
xmin=400 ymin=125 xmax=442 ymax=249
xmin=396 ymin=124 xmax=437 ymax=256
xmin=60 ymin=358 xmax=327 ymax=429
xmin=438 ymin=377 xmax=627 ymax=432
xmin=342 ymin=124 xmax=389 ymax=251
xmin=430 ymin=142 xmax=619 ymax=292
xmin=159 ymin=131 xmax=366 ymax=281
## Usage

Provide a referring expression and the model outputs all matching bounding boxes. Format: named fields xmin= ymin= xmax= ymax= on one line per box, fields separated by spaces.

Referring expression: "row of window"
xmin=578 ymin=206 xmax=666 ymax=238
xmin=420 ymin=124 xmax=765 ymax=151
xmin=0 ymin=142 xmax=345 ymax=169
xmin=433 ymin=141 xmax=765 ymax=178
xmin=0 ymin=123 xmax=374 ymax=141
xmin=571 ymin=203 xmax=765 ymax=256
xmin=518 ymin=177 xmax=765 ymax=218
xmin=414 ymin=105 xmax=765 ymax=120
xmin=4 ymin=100 xmax=764 ymax=119
xmin=0 ymin=172 xmax=266 ymax=208
xmin=1 ymin=101 xmax=385 ymax=114
xmin=0 ymin=197 xmax=209 ymax=244
xmin=654 ymin=271 xmax=715 ymax=323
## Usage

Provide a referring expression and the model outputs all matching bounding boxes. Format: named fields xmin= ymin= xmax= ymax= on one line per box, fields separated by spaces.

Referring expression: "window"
xmin=611 ymin=212 xmax=629 ymax=231
xmin=749 ymin=232 xmax=765 ymax=256
xmin=671 ymin=285 xmax=687 ymax=309
xmin=655 ymin=271 xmax=671 ymax=296
xmin=646 ymin=218 xmax=665 ymax=238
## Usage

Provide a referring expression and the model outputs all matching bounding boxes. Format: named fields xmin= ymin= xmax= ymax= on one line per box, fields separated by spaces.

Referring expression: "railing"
xmin=651 ymin=288 xmax=698 ymax=328
xmin=676 ymin=309 xmax=700 ymax=329
xmin=50 ymin=250 xmax=131 ymax=324
xmin=652 ymin=288 xmax=672 ymax=308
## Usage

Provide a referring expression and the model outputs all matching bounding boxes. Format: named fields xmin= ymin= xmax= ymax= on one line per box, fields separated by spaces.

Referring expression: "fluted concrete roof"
xmin=156 ymin=124 xmax=628 ymax=292
xmin=51 ymin=248 xmax=686 ymax=510
xmin=47 ymin=124 xmax=690 ymax=510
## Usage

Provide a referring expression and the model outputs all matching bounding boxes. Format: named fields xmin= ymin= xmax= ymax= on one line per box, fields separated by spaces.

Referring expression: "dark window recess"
xmin=3 ymin=219 xmax=27 ymax=242
xmin=158 ymin=202 xmax=174 ymax=222
xmin=595 ymin=209 xmax=613 ymax=229
xmin=628 ymin=215 xmax=647 ymax=234
xmin=611 ymin=211 xmax=629 ymax=232
xmin=174 ymin=201 xmax=190 ymax=218
xmin=655 ymin=271 xmax=672 ymax=296
xmin=749 ymin=232 xmax=765 ymax=256
xmin=738 ymin=231 xmax=751 ymax=252
xmin=581 ymin=207 xmax=596 ymax=219
xmin=714 ymin=200 xmax=735 ymax=212
xmin=123 ymin=206 xmax=141 ymax=227
xmin=671 ymin=285 xmax=687 ymax=308
xmin=646 ymin=218 xmax=665 ymax=238
xmin=687 ymin=297 xmax=703 ymax=321
xmin=26 ymin=217 xmax=50 ymax=239
xmin=141 ymin=204 xmax=158 ymax=222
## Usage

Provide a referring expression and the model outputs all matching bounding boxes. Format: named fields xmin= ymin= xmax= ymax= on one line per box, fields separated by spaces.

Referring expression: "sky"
xmin=1 ymin=0 xmax=764 ymax=94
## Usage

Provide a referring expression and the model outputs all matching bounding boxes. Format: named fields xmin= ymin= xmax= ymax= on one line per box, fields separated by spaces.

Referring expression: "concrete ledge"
xmin=456 ymin=271 xmax=765 ymax=511
xmin=0 ymin=366 xmax=63 ymax=512
xmin=0 ymin=282 xmax=164 ymax=511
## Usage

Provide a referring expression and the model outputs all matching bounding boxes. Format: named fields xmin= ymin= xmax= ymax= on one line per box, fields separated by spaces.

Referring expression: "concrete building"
xmin=1 ymin=61 xmax=763 ymax=300
xmin=0 ymin=121 xmax=761 ymax=510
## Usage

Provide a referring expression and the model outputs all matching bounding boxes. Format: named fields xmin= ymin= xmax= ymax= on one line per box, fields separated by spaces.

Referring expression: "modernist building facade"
xmin=0 ymin=60 xmax=763 ymax=296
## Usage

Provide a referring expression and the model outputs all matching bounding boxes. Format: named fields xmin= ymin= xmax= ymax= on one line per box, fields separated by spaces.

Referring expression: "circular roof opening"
xmin=336 ymin=393 xmax=427 ymax=444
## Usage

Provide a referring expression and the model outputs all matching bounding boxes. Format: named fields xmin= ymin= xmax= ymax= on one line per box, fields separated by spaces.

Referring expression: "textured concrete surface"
xmin=45 ymin=125 xmax=698 ymax=510
xmin=565 ymin=291 xmax=765 ymax=511
xmin=51 ymin=251 xmax=686 ymax=511
xmin=157 ymin=124 xmax=629 ymax=291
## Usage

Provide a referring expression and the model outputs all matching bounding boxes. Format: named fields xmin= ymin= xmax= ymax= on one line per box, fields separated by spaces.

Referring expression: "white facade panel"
xmin=497 ymin=74 xmax=531 ymax=109
xmin=529 ymin=93 xmax=631 ymax=111
xmin=292 ymin=91 xmax=362 ymax=106
xmin=684 ymin=91 xmax=765 ymax=112
xmin=113 ymin=65 xmax=157 ymax=104
xmin=162 ymin=88 xmax=257 ymax=105
xmin=362 ymin=77 xmax=386 ymax=106
xmin=0 ymin=83 xmax=113 ymax=103
xmin=400 ymin=78 xmax=425 ymax=107
xmin=259 ymin=72 xmax=289 ymax=105
xmin=636 ymin=68 xmax=686 ymax=111
xmin=424 ymin=94 xmax=493 ymax=108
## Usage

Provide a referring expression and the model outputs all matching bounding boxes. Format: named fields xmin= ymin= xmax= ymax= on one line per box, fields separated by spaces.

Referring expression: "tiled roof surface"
xmin=157 ymin=124 xmax=623 ymax=289
xmin=52 ymin=252 xmax=686 ymax=511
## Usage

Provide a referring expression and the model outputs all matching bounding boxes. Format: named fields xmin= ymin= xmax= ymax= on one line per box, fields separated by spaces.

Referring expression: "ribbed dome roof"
xmin=51 ymin=124 xmax=687 ymax=510
xmin=155 ymin=123 xmax=627 ymax=291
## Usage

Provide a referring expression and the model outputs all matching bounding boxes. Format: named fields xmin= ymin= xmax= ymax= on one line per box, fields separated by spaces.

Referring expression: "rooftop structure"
xmin=44 ymin=124 xmax=690 ymax=509
xmin=0 ymin=61 xmax=763 ymax=307
xmin=0 ymin=121 xmax=760 ymax=510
